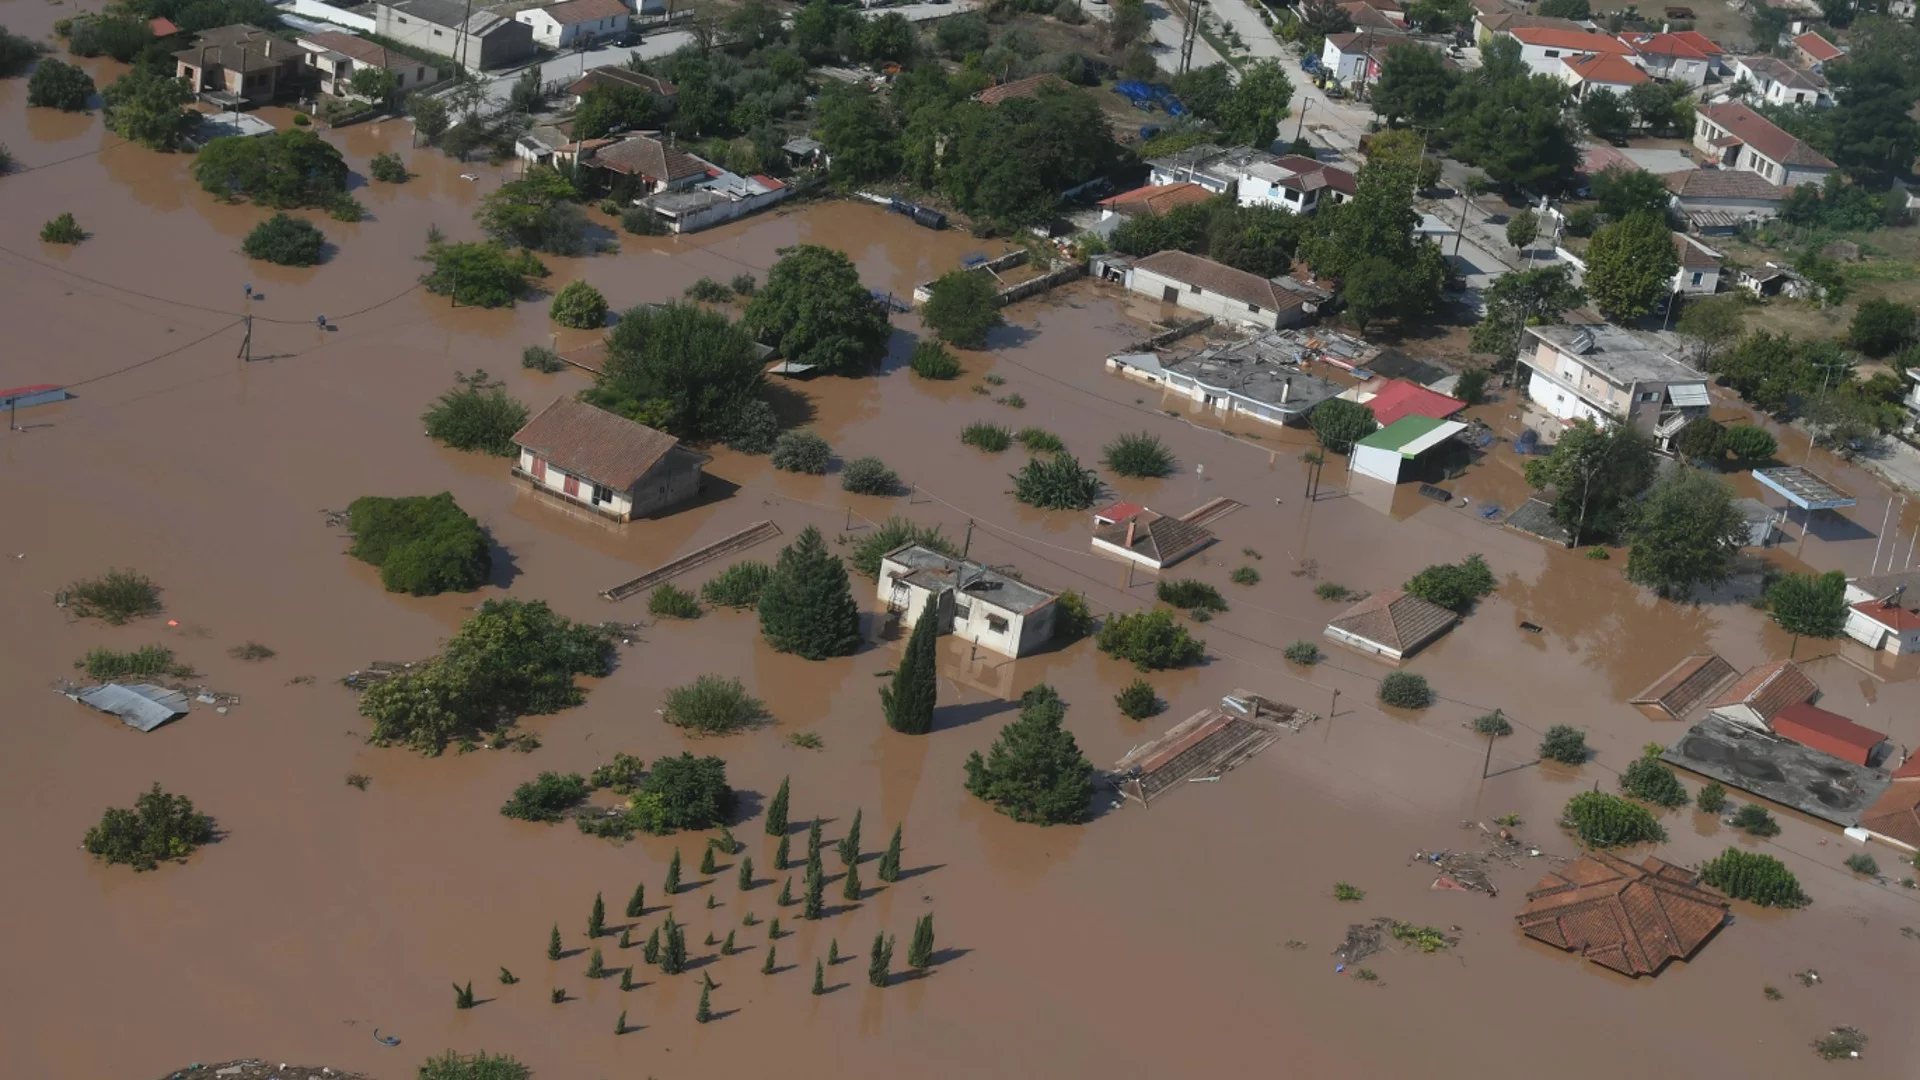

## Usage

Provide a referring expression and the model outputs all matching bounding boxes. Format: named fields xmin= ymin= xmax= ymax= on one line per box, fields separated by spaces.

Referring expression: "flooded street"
xmin=5 ymin=8 xmax=1920 ymax=1074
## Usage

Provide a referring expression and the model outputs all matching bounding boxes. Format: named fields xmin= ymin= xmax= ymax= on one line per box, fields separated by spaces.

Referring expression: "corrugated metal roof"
xmin=74 ymin=683 xmax=191 ymax=732
xmin=1667 ymin=383 xmax=1710 ymax=407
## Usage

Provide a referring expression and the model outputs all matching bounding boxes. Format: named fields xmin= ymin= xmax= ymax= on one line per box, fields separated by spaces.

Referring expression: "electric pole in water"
xmin=236 ymin=314 xmax=252 ymax=362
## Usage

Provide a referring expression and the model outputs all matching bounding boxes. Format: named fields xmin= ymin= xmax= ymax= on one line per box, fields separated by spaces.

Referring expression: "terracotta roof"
xmin=512 ymin=397 xmax=684 ymax=491
xmin=1770 ymin=702 xmax=1886 ymax=765
xmin=976 ymin=73 xmax=1069 ymax=106
xmin=1793 ymin=31 xmax=1843 ymax=62
xmin=1620 ymin=31 xmax=1719 ymax=59
xmin=301 ymin=31 xmax=416 ymax=72
xmin=1479 ymin=12 xmax=1584 ymax=34
xmin=589 ymin=133 xmax=707 ymax=181
xmin=1858 ymin=780 xmax=1920 ymax=851
xmin=1667 ymin=30 xmax=1723 ymax=55
xmin=1851 ymin=598 xmax=1920 ymax=633
xmin=1095 ymin=501 xmax=1146 ymax=523
xmin=566 ymin=66 xmax=677 ymax=98
xmin=174 ymin=24 xmax=304 ymax=73
xmin=1705 ymin=660 xmax=1816 ymax=722
xmin=1565 ymin=53 xmax=1649 ymax=85
xmin=1898 ymin=755 xmax=1920 ymax=781
xmin=1663 ymin=168 xmax=1787 ymax=202
xmin=1132 ymin=251 xmax=1315 ymax=314
xmin=1325 ymin=29 xmax=1411 ymax=52
xmin=1341 ymin=4 xmax=1403 ymax=30
xmin=1696 ymin=102 xmax=1835 ymax=169
xmin=150 ymin=16 xmax=181 ymax=35
xmin=1255 ymin=154 xmax=1358 ymax=196
xmin=1325 ymin=589 xmax=1458 ymax=656
xmin=1516 ymin=853 xmax=1728 ymax=977
xmin=1630 ymin=654 xmax=1737 ymax=719
xmin=531 ymin=0 xmax=630 ymax=24
xmin=1091 ymin=508 xmax=1214 ymax=568
xmin=1364 ymin=379 xmax=1464 ymax=427
xmin=1507 ymin=27 xmax=1634 ymax=53
xmin=1674 ymin=233 xmax=1721 ymax=268
xmin=1739 ymin=55 xmax=1829 ymax=94
xmin=1099 ymin=182 xmax=1213 ymax=217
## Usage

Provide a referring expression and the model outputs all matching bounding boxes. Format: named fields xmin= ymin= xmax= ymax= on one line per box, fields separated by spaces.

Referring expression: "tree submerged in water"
xmin=82 ymin=783 xmax=215 ymax=871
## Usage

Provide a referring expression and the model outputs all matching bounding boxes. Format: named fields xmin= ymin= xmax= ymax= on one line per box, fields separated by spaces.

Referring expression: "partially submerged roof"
xmin=1516 ymin=852 xmax=1727 ymax=977
xmin=1356 ymin=416 xmax=1465 ymax=457
xmin=1325 ymin=589 xmax=1458 ymax=657
xmin=1662 ymin=714 xmax=1892 ymax=827
xmin=1851 ymin=598 xmax=1920 ymax=634
xmin=881 ymin=543 xmax=1055 ymax=614
xmin=1753 ymin=466 xmax=1855 ymax=510
xmin=71 ymin=683 xmax=191 ymax=732
xmin=512 ymin=397 xmax=689 ymax=492
xmin=1630 ymin=654 xmax=1737 ymax=719
xmin=1111 ymin=692 xmax=1301 ymax=806
xmin=1091 ymin=508 xmax=1215 ymax=568
xmin=1363 ymin=379 xmax=1465 ymax=428
xmin=1857 ymin=762 xmax=1920 ymax=851
xmin=1705 ymin=660 xmax=1817 ymax=721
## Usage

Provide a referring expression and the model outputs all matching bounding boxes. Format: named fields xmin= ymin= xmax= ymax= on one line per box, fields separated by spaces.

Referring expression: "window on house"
xmin=397 ymin=15 xmax=408 ymax=21
xmin=1639 ymin=391 xmax=1659 ymax=402
xmin=1691 ymin=272 xmax=1703 ymax=286
xmin=1249 ymin=304 xmax=1261 ymax=313
xmin=1545 ymin=49 xmax=1560 ymax=57
xmin=986 ymin=614 xmax=1009 ymax=634
xmin=591 ymin=484 xmax=611 ymax=505
xmin=1189 ymin=284 xmax=1201 ymax=293
xmin=433 ymin=28 xmax=443 ymax=35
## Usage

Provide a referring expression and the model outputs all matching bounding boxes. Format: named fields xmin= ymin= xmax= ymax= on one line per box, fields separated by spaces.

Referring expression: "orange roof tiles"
xmin=1794 ymin=31 xmax=1843 ymax=63
xmin=1365 ymin=379 xmax=1465 ymax=427
xmin=1564 ymin=53 xmax=1650 ymax=85
xmin=1705 ymin=660 xmax=1817 ymax=722
xmin=1099 ymin=182 xmax=1213 ymax=217
xmin=1770 ymin=703 xmax=1886 ymax=766
xmin=1516 ymin=852 xmax=1728 ymax=977
xmin=1858 ymin=774 xmax=1920 ymax=851
xmin=1507 ymin=27 xmax=1634 ymax=53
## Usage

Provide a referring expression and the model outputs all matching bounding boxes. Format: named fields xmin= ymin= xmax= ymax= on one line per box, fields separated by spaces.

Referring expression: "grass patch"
xmin=788 ymin=731 xmax=824 ymax=749
xmin=75 ymin=645 xmax=194 ymax=681
xmin=229 ymin=641 xmax=275 ymax=661
xmin=1015 ymin=427 xmax=1064 ymax=452
xmin=648 ymin=583 xmax=701 ymax=619
xmin=701 ymin=560 xmax=772 ymax=609
xmin=662 ymin=674 xmax=767 ymax=735
xmin=961 ymin=422 xmax=1013 ymax=452
xmin=63 ymin=568 xmax=161 ymax=624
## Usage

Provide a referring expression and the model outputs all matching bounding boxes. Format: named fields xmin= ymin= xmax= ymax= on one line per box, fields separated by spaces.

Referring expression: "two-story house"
xmin=1516 ymin=324 xmax=1710 ymax=446
xmin=1503 ymin=26 xmax=1637 ymax=78
xmin=1234 ymin=155 xmax=1357 ymax=215
xmin=877 ymin=544 xmax=1059 ymax=660
xmin=1727 ymin=55 xmax=1832 ymax=108
xmin=1693 ymin=102 xmax=1836 ymax=189
xmin=297 ymin=31 xmax=440 ymax=99
xmin=1618 ymin=30 xmax=1722 ymax=86
xmin=174 ymin=24 xmax=308 ymax=106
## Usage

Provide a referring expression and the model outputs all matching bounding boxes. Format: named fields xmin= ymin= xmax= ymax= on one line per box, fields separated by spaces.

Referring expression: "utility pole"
xmin=962 ymin=519 xmax=974 ymax=560
xmin=1481 ymin=709 xmax=1502 ymax=778
xmin=1178 ymin=0 xmax=1205 ymax=75
xmin=1294 ymin=97 xmax=1312 ymax=145
xmin=236 ymin=314 xmax=252 ymax=362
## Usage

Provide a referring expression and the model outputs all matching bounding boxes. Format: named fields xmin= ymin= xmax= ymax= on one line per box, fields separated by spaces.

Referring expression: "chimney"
xmin=1282 ymin=376 xmax=1292 ymax=403
xmin=1124 ymin=519 xmax=1137 ymax=548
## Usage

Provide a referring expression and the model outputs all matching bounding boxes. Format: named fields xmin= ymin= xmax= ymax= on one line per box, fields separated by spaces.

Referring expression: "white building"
xmin=1319 ymin=29 xmax=1410 ymax=84
xmin=510 ymin=397 xmax=708 ymax=522
xmin=1618 ymin=30 xmax=1722 ymax=86
xmin=1503 ymin=26 xmax=1636 ymax=78
xmin=1559 ymin=53 xmax=1648 ymax=99
xmin=1693 ymin=102 xmax=1837 ymax=189
xmin=1515 ymin=324 xmax=1710 ymax=446
xmin=1728 ymin=55 xmax=1832 ymax=109
xmin=1123 ymin=250 xmax=1329 ymax=331
xmin=1144 ymin=144 xmax=1274 ymax=195
xmin=1703 ymin=661 xmax=1817 ymax=731
xmin=877 ymin=544 xmax=1058 ymax=659
xmin=1672 ymin=233 xmax=1722 ymax=296
xmin=514 ymin=0 xmax=630 ymax=50
xmin=297 ymin=31 xmax=440 ymax=98
xmin=1088 ymin=502 xmax=1215 ymax=570
xmin=1843 ymin=572 xmax=1920 ymax=655
xmin=1234 ymin=155 xmax=1356 ymax=215
xmin=373 ymin=0 xmax=533 ymax=70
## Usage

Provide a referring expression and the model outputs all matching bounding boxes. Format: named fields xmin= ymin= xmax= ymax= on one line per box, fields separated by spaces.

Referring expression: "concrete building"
xmin=1124 ymin=250 xmax=1330 ymax=330
xmin=1618 ymin=30 xmax=1721 ymax=86
xmin=1842 ymin=570 xmax=1920 ymax=655
xmin=515 ymin=0 xmax=629 ymax=50
xmin=638 ymin=171 xmax=790 ymax=234
xmin=877 ymin=544 xmax=1058 ymax=659
xmin=297 ymin=31 xmax=440 ymax=98
xmin=1105 ymin=324 xmax=1350 ymax=427
xmin=510 ymin=397 xmax=708 ymax=522
xmin=1515 ymin=324 xmax=1710 ymax=444
xmin=1503 ymin=26 xmax=1635 ymax=78
xmin=1672 ymin=233 xmax=1722 ymax=295
xmin=1665 ymin=168 xmax=1789 ymax=230
xmin=1560 ymin=53 xmax=1648 ymax=98
xmin=1319 ymin=28 xmax=1410 ymax=83
xmin=1693 ymin=102 xmax=1837 ymax=188
xmin=1351 ymin=416 xmax=1469 ymax=485
xmin=1145 ymin=144 xmax=1275 ymax=195
xmin=1769 ymin=703 xmax=1888 ymax=768
xmin=374 ymin=0 xmax=534 ymax=71
xmin=1233 ymin=155 xmax=1357 ymax=215
xmin=1727 ymin=54 xmax=1831 ymax=108
xmin=174 ymin=24 xmax=308 ymax=106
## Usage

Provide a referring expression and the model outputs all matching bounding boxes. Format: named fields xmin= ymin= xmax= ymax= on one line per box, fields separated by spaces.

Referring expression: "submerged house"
xmin=1703 ymin=660 xmax=1817 ymax=731
xmin=1842 ymin=570 xmax=1920 ymax=654
xmin=1324 ymin=589 xmax=1458 ymax=662
xmin=1106 ymin=327 xmax=1347 ymax=428
xmin=1123 ymin=250 xmax=1331 ymax=331
xmin=877 ymin=544 xmax=1058 ymax=659
xmin=1089 ymin=502 xmax=1216 ymax=571
xmin=1515 ymin=852 xmax=1728 ymax=977
xmin=174 ymin=24 xmax=308 ymax=106
xmin=1857 ymin=755 xmax=1920 ymax=854
xmin=510 ymin=397 xmax=708 ymax=522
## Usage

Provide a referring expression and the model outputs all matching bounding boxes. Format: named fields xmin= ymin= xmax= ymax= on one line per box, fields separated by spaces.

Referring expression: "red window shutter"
xmin=564 ymin=474 xmax=579 ymax=497
xmin=531 ymin=457 xmax=547 ymax=481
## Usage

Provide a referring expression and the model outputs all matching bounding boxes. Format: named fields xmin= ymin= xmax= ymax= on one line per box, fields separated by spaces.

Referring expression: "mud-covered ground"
xmin=3 ymin=5 xmax=1919 ymax=1078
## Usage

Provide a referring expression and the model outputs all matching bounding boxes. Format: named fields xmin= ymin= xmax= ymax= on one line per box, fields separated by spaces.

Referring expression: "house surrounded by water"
xmin=510 ymin=397 xmax=708 ymax=522
xmin=877 ymin=544 xmax=1058 ymax=659
xmin=1515 ymin=324 xmax=1709 ymax=447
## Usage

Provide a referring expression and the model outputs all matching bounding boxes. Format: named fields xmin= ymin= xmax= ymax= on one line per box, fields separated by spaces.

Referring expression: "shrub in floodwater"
xmin=1695 ymin=781 xmax=1727 ymax=813
xmin=1333 ymin=882 xmax=1365 ymax=902
xmin=1562 ymin=790 xmax=1666 ymax=848
xmin=1619 ymin=749 xmax=1689 ymax=808
xmin=1732 ymin=803 xmax=1782 ymax=837
xmin=648 ymin=582 xmax=700 ymax=619
xmin=500 ymin=771 xmax=589 ymax=822
xmin=422 ymin=369 xmax=529 ymax=456
xmin=1156 ymin=579 xmax=1226 ymax=612
xmin=963 ymin=684 xmax=1095 ymax=825
xmin=961 ymin=422 xmax=1013 ymax=452
xmin=1102 ymin=431 xmax=1175 ymax=478
xmin=1284 ymin=640 xmax=1321 ymax=665
xmin=550 ymin=280 xmax=609 ymax=329
xmin=1844 ymin=853 xmax=1878 ymax=876
xmin=417 ymin=1051 xmax=531 ymax=1080
xmin=82 ymin=783 xmax=215 ymax=871
xmin=41 ymin=211 xmax=88 ymax=244
xmin=909 ymin=341 xmax=962 ymax=380
xmin=1097 ymin=609 xmax=1203 ymax=671
xmin=346 ymin=492 xmax=491 ymax=596
xmin=1702 ymin=847 xmax=1807 ymax=907
xmin=702 ymin=560 xmax=773 ymax=608
xmin=771 ymin=430 xmax=831 ymax=474
xmin=1377 ymin=672 xmax=1433 ymax=709
xmin=76 ymin=645 xmax=192 ymax=680
xmin=522 ymin=345 xmax=565 ymax=372
xmin=1230 ymin=566 xmax=1261 ymax=586
xmin=369 ymin=151 xmax=408 ymax=182
xmin=1539 ymin=725 xmax=1589 ymax=765
xmin=1010 ymin=452 xmax=1101 ymax=510
xmin=661 ymin=674 xmax=766 ymax=735
xmin=841 ymin=456 xmax=900 ymax=495
xmin=64 ymin=568 xmax=161 ymax=624
xmin=1114 ymin=678 xmax=1161 ymax=719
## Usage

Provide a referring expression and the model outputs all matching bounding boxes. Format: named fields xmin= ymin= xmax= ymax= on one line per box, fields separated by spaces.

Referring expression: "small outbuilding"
xmin=1629 ymin=653 xmax=1737 ymax=720
xmin=1324 ymin=589 xmax=1458 ymax=662
xmin=511 ymin=397 xmax=709 ymax=522
xmin=1703 ymin=659 xmax=1817 ymax=731
xmin=0 ymin=384 xmax=70 ymax=412
xmin=69 ymin=682 xmax=192 ymax=732
xmin=1350 ymin=416 xmax=1468 ymax=485
xmin=1515 ymin=852 xmax=1728 ymax=977
xmin=1769 ymin=702 xmax=1888 ymax=768
xmin=1857 ymin=755 xmax=1920 ymax=853
xmin=877 ymin=544 xmax=1058 ymax=659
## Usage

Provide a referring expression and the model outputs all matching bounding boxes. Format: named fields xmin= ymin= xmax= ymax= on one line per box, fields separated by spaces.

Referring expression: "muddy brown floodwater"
xmin=5 ymin=8 xmax=1920 ymax=1076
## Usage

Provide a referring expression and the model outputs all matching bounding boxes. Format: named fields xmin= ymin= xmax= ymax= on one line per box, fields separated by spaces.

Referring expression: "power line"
xmin=66 ymin=320 xmax=244 ymax=389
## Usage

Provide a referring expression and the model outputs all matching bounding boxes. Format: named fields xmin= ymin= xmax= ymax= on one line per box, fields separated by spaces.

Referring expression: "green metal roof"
xmin=1356 ymin=415 xmax=1451 ymax=457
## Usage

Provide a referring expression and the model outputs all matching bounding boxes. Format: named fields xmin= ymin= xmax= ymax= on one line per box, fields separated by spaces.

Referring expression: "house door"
xmin=1162 ymin=286 xmax=1179 ymax=303
xmin=563 ymin=474 xmax=579 ymax=498
xmin=531 ymin=457 xmax=546 ymax=481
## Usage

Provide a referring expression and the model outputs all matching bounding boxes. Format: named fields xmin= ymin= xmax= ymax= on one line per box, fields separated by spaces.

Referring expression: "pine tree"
xmin=829 ymin=938 xmax=840 ymax=964
xmin=758 ymin=525 xmax=862 ymax=659
xmin=778 ymin=875 xmax=794 ymax=906
xmin=587 ymin=947 xmax=604 ymax=978
xmin=765 ymin=776 xmax=790 ymax=836
xmin=625 ymin=882 xmax=646 ymax=918
xmin=806 ymin=817 xmax=823 ymax=868
xmin=803 ymin=864 xmax=825 ymax=920
xmin=722 ymin=929 xmax=737 ymax=955
xmin=841 ymin=859 xmax=862 ymax=903
xmin=498 ymin=966 xmax=517 ymax=985
xmin=619 ymin=966 xmax=633 ymax=991
xmin=812 ymin=959 xmax=825 ymax=994
xmin=665 ymin=848 xmax=682 ymax=894
xmin=877 ymin=824 xmax=903 ymax=883
xmin=663 ymin=919 xmax=688 ymax=974
xmin=908 ymin=913 xmax=935 ymax=970
xmin=643 ymin=927 xmax=661 ymax=964
xmin=588 ymin=891 xmax=606 ymax=938
xmin=881 ymin=604 xmax=939 ymax=733
xmin=839 ymin=808 xmax=864 ymax=868
xmin=867 ymin=932 xmax=893 ymax=988
xmin=454 ymin=981 xmax=475 ymax=1009
xmin=615 ymin=1008 xmax=627 ymax=1034
xmin=737 ymin=854 xmax=754 ymax=891
xmin=619 ymin=927 xmax=632 ymax=949
xmin=695 ymin=983 xmax=712 ymax=1023
xmin=775 ymin=834 xmax=791 ymax=870
xmin=700 ymin=845 xmax=718 ymax=875
xmin=761 ymin=945 xmax=777 ymax=975
xmin=548 ymin=923 xmax=563 ymax=961
xmin=963 ymin=683 xmax=1096 ymax=825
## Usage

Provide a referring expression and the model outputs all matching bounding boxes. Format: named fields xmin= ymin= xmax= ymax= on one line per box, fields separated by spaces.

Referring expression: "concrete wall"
xmin=515 ymin=8 xmax=629 ymax=48
xmin=1844 ymin=609 xmax=1920 ymax=654
xmin=629 ymin=456 xmax=703 ymax=517
xmin=287 ymin=0 xmax=377 ymax=30
xmin=1352 ymin=443 xmax=1405 ymax=484
xmin=1128 ymin=265 xmax=1284 ymax=330
xmin=518 ymin=448 xmax=633 ymax=519
xmin=374 ymin=4 xmax=533 ymax=70
xmin=657 ymin=185 xmax=792 ymax=234
xmin=1324 ymin=624 xmax=1405 ymax=661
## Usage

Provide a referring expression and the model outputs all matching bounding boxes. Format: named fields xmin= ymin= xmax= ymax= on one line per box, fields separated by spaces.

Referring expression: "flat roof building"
xmin=878 ymin=544 xmax=1058 ymax=659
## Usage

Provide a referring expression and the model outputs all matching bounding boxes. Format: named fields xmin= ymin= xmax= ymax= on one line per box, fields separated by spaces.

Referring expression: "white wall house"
xmin=1504 ymin=26 xmax=1636 ymax=77
xmin=510 ymin=398 xmax=706 ymax=523
xmin=374 ymin=0 xmax=534 ymax=70
xmin=297 ymin=31 xmax=440 ymax=98
xmin=1843 ymin=573 xmax=1920 ymax=655
xmin=1516 ymin=324 xmax=1710 ymax=447
xmin=1693 ymin=102 xmax=1837 ymax=189
xmin=877 ymin=545 xmax=1059 ymax=660
xmin=1234 ymin=155 xmax=1356 ymax=215
xmin=1673 ymin=233 xmax=1722 ymax=296
xmin=514 ymin=0 xmax=630 ymax=50
xmin=1618 ymin=30 xmax=1720 ymax=86
xmin=1729 ymin=55 xmax=1832 ymax=109
xmin=1125 ymin=250 xmax=1323 ymax=331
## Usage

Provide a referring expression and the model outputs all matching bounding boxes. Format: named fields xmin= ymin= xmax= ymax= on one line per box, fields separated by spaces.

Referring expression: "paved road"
xmin=477 ymin=29 xmax=695 ymax=110
xmin=1202 ymin=0 xmax=1284 ymax=60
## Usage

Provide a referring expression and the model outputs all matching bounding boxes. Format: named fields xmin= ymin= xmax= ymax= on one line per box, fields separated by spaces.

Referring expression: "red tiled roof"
xmin=1663 ymin=168 xmax=1788 ymax=202
xmin=1850 ymin=598 xmax=1920 ymax=633
xmin=566 ymin=66 xmax=677 ymax=98
xmin=1341 ymin=3 xmax=1403 ymax=29
xmin=1897 ymin=755 xmax=1920 ymax=781
xmin=976 ymin=73 xmax=1069 ymax=106
xmin=1325 ymin=589 xmax=1458 ymax=657
xmin=1365 ymin=379 xmax=1464 ymax=427
xmin=1516 ymin=853 xmax=1728 ymax=977
xmin=1507 ymin=27 xmax=1634 ymax=53
xmin=1705 ymin=660 xmax=1817 ymax=722
xmin=1099 ymin=182 xmax=1213 ymax=217
xmin=512 ymin=397 xmax=684 ymax=491
xmin=751 ymin=174 xmax=785 ymax=190
xmin=1794 ymin=31 xmax=1843 ymax=62
xmin=1095 ymin=501 xmax=1146 ymax=523
xmin=1674 ymin=233 xmax=1721 ymax=268
xmin=1619 ymin=31 xmax=1718 ymax=59
xmin=1564 ymin=53 xmax=1649 ymax=85
xmin=1770 ymin=702 xmax=1886 ymax=766
xmin=1668 ymin=30 xmax=1722 ymax=55
xmin=534 ymin=0 xmax=630 ymax=25
xmin=589 ymin=133 xmax=706 ymax=181
xmin=150 ymin=16 xmax=181 ymax=35
xmin=1091 ymin=508 xmax=1214 ymax=568
xmin=1859 ymin=780 xmax=1920 ymax=851
xmin=1696 ymin=102 xmax=1836 ymax=169
xmin=1630 ymin=654 xmax=1736 ymax=718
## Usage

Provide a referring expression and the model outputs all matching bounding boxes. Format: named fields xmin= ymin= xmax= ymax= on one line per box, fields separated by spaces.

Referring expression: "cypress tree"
xmin=717 ymin=825 xmax=738 ymax=854
xmin=908 ymin=913 xmax=934 ymax=970
xmin=664 ymin=848 xmax=682 ymax=894
xmin=806 ymin=817 xmax=823 ymax=867
xmin=867 ymin=932 xmax=893 ymax=988
xmin=700 ymin=845 xmax=718 ymax=876
xmin=664 ymin=919 xmax=688 ymax=974
xmin=757 ymin=525 xmax=862 ymax=659
xmin=803 ymin=864 xmax=825 ymax=920
xmin=841 ymin=859 xmax=862 ymax=903
xmin=812 ymin=958 xmax=825 ymax=994
xmin=765 ymin=776 xmax=790 ymax=836
xmin=588 ymin=892 xmax=606 ymax=938
xmin=837 ymin=808 xmax=863 ymax=868
xmin=619 ymin=966 xmax=633 ymax=991
xmin=643 ymin=926 xmax=661 ymax=965
xmin=705 ymin=894 xmax=717 ymax=910
xmin=778 ymin=876 xmax=794 ymax=906
xmin=619 ymin=927 xmax=632 ymax=949
xmin=625 ymin=882 xmax=646 ymax=918
xmin=775 ymin=834 xmax=791 ymax=870
xmin=695 ymin=983 xmax=712 ymax=1023
xmin=587 ymin=947 xmax=605 ymax=978
xmin=881 ymin=604 xmax=939 ymax=734
xmin=737 ymin=854 xmax=754 ymax=890
xmin=761 ymin=944 xmax=777 ymax=975
xmin=615 ymin=1008 xmax=626 ymax=1034
xmin=498 ymin=966 xmax=517 ymax=985
xmin=878 ymin=824 xmax=903 ymax=883
xmin=829 ymin=938 xmax=840 ymax=964
xmin=769 ymin=917 xmax=782 ymax=940
xmin=722 ymin=929 xmax=737 ymax=955
xmin=548 ymin=923 xmax=563 ymax=961
xmin=705 ymin=931 xmax=718 ymax=946
xmin=702 ymin=969 xmax=716 ymax=991
xmin=453 ymin=981 xmax=474 ymax=1009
